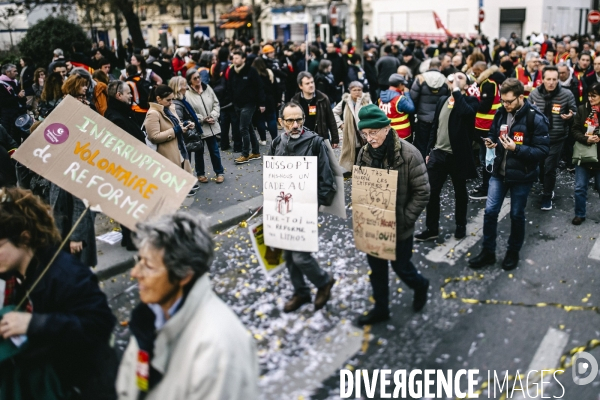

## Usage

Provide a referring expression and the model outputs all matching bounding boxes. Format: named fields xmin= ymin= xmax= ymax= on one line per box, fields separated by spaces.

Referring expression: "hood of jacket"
xmin=421 ymin=70 xmax=446 ymax=89
xmin=341 ymin=92 xmax=371 ymax=106
xmin=476 ymin=65 xmax=498 ymax=84
xmin=379 ymin=89 xmax=401 ymax=103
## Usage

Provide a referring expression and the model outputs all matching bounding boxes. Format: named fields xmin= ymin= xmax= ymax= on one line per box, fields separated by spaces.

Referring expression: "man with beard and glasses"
xmin=268 ymin=102 xmax=337 ymax=313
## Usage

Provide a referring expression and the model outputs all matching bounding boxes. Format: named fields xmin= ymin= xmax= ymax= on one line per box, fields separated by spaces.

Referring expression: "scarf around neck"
xmin=367 ymin=129 xmax=395 ymax=168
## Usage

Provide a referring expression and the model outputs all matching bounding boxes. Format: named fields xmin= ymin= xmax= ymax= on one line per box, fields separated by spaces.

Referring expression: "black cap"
xmin=389 ymin=73 xmax=408 ymax=87
xmin=402 ymin=47 xmax=413 ymax=56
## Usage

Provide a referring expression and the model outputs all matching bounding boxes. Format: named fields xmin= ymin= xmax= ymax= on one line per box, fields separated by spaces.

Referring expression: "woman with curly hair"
xmin=60 ymin=74 xmax=90 ymax=105
xmin=0 ymin=186 xmax=117 ymax=399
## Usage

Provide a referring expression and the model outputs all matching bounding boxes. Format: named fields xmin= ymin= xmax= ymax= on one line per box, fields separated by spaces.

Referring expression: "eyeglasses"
xmin=501 ymin=97 xmax=519 ymax=106
xmin=133 ymin=254 xmax=165 ymax=276
xmin=282 ymin=117 xmax=304 ymax=125
xmin=362 ymin=127 xmax=388 ymax=138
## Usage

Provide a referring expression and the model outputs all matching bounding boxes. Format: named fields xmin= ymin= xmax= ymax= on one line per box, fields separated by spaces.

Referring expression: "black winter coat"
xmin=1 ymin=247 xmax=117 ymax=399
xmin=226 ymin=64 xmax=265 ymax=108
xmin=291 ymin=90 xmax=339 ymax=144
xmin=488 ymin=100 xmax=550 ymax=183
xmin=427 ymin=91 xmax=479 ymax=180
xmin=104 ymin=98 xmax=145 ymax=143
xmin=0 ymin=78 xmax=26 ymax=140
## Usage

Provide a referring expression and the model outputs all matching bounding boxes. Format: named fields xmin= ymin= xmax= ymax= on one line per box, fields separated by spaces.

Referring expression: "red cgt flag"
xmin=433 ymin=11 xmax=453 ymax=37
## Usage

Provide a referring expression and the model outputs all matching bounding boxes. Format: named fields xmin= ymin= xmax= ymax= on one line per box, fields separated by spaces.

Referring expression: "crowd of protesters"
xmin=2 ymin=28 xmax=600 ymax=398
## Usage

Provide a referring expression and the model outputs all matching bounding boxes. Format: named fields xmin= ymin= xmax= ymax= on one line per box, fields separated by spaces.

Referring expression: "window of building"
xmin=499 ymin=8 xmax=526 ymax=40
xmin=200 ymin=3 xmax=207 ymax=19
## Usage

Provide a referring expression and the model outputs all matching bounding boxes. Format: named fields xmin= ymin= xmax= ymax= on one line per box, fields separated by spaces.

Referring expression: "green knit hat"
xmin=357 ymin=104 xmax=390 ymax=130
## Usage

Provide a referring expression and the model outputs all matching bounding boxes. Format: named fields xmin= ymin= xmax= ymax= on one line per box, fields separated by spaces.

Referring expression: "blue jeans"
xmin=254 ymin=110 xmax=278 ymax=141
xmin=194 ymin=135 xmax=224 ymax=176
xmin=483 ymin=176 xmax=533 ymax=253
xmin=574 ymin=166 xmax=600 ymax=218
xmin=366 ymin=236 xmax=429 ymax=313
xmin=234 ymin=105 xmax=259 ymax=157
xmin=283 ymin=250 xmax=330 ymax=297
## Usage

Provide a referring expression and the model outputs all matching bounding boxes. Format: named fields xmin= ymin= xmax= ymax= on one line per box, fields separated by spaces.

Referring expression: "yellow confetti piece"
xmin=559 ymin=324 xmax=565 ymax=330
xmin=582 ymin=298 xmax=589 ymax=303
xmin=234 ymin=292 xmax=240 ymax=298
xmin=508 ymin=274 xmax=513 ymax=279
xmin=254 ymin=333 xmax=263 ymax=341
xmin=397 ymin=288 xmax=403 ymax=293
xmin=239 ymin=221 xmax=248 ymax=228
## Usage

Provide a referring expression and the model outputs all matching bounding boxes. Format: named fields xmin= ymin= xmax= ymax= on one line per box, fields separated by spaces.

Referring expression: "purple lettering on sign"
xmin=44 ymin=123 xmax=69 ymax=145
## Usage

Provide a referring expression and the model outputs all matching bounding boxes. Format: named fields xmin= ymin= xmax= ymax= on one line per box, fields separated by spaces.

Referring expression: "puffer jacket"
xmin=410 ymin=69 xmax=450 ymax=123
xmin=488 ymin=100 xmax=550 ymax=183
xmin=270 ymin=128 xmax=337 ymax=207
xmin=571 ymin=103 xmax=600 ymax=169
xmin=356 ymin=131 xmax=430 ymax=240
xmin=528 ymin=84 xmax=577 ymax=143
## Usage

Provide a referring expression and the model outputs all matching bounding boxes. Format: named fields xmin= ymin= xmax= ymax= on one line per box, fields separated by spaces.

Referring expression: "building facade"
xmin=370 ymin=0 xmax=592 ymax=42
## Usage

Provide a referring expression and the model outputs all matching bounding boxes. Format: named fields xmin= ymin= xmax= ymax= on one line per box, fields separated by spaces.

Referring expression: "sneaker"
xmin=248 ymin=153 xmax=262 ymax=161
xmin=234 ymin=156 xmax=249 ymax=164
xmin=415 ymin=229 xmax=439 ymax=242
xmin=259 ymin=140 xmax=267 ymax=146
xmin=454 ymin=225 xmax=467 ymax=239
xmin=216 ymin=175 xmax=225 ymax=184
xmin=187 ymin=189 xmax=197 ymax=197
xmin=469 ymin=187 xmax=488 ymax=200
xmin=540 ymin=197 xmax=552 ymax=211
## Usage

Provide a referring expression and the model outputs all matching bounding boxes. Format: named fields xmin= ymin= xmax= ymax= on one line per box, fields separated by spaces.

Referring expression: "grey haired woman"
xmin=116 ymin=212 xmax=258 ymax=399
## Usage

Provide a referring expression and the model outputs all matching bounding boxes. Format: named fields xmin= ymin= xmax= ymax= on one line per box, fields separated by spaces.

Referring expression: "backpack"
xmin=127 ymin=74 xmax=152 ymax=110
xmin=212 ymin=63 xmax=231 ymax=106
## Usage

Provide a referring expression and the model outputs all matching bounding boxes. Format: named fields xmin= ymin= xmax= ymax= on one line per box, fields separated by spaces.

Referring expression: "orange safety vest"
xmin=378 ymin=95 xmax=411 ymax=140
xmin=126 ymin=80 xmax=148 ymax=114
xmin=475 ymin=79 xmax=501 ymax=132
xmin=555 ymin=52 xmax=570 ymax=65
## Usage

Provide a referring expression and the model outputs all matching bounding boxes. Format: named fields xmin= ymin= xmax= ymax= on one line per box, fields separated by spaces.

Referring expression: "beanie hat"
xmin=388 ymin=73 xmax=408 ymax=87
xmin=402 ymin=47 xmax=413 ymax=56
xmin=262 ymin=44 xmax=275 ymax=54
xmin=357 ymin=104 xmax=391 ymax=130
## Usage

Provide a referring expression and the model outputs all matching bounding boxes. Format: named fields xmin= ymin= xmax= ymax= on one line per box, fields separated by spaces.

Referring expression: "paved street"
xmin=101 ymin=166 xmax=600 ymax=399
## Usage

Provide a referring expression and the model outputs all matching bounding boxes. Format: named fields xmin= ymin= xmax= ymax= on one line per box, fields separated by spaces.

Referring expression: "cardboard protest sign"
xmin=263 ymin=156 xmax=319 ymax=252
xmin=13 ymin=96 xmax=196 ymax=230
xmin=319 ymin=140 xmax=346 ymax=219
xmin=351 ymin=165 xmax=398 ymax=261
xmin=248 ymin=222 xmax=285 ymax=277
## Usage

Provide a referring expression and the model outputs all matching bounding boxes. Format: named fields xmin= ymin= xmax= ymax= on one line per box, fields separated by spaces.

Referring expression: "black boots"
xmin=502 ymin=250 xmax=520 ymax=271
xmin=468 ymin=248 xmax=496 ymax=269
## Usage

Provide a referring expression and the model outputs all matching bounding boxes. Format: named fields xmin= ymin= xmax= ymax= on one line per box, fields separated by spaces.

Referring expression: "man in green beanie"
xmin=354 ymin=104 xmax=431 ymax=326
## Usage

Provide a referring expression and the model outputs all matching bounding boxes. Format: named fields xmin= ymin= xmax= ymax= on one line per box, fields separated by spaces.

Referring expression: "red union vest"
xmin=475 ymin=79 xmax=501 ymax=132
xmin=378 ymin=95 xmax=411 ymax=140
xmin=70 ymin=61 xmax=94 ymax=74
xmin=515 ymin=66 xmax=541 ymax=98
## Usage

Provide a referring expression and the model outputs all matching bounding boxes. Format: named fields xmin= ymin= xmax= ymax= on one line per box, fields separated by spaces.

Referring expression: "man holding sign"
xmin=353 ymin=104 xmax=430 ymax=326
xmin=268 ymin=102 xmax=337 ymax=313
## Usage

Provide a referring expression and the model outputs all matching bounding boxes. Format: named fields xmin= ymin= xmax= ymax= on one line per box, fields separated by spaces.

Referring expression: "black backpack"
xmin=127 ymin=74 xmax=153 ymax=110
